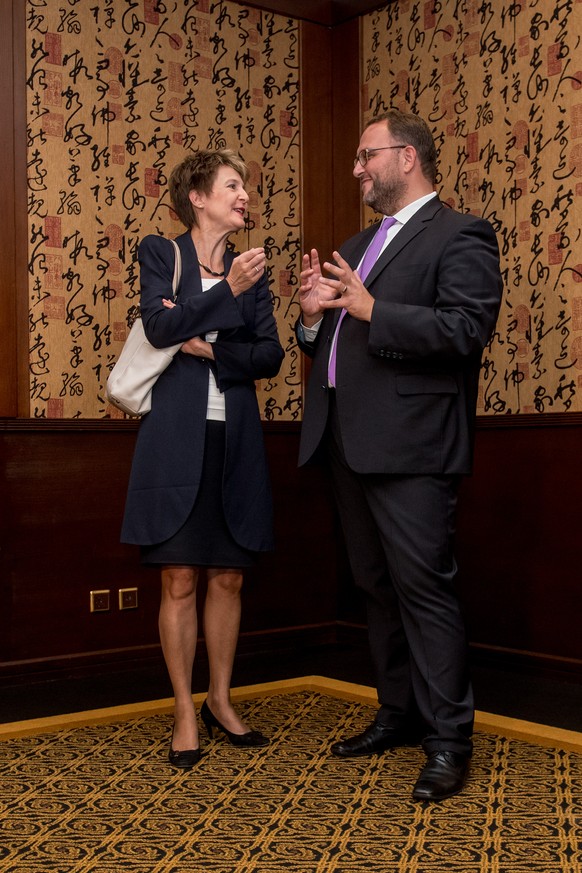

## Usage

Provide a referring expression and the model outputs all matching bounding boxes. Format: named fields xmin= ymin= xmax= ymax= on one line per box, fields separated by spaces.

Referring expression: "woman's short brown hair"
xmin=169 ymin=148 xmax=249 ymax=229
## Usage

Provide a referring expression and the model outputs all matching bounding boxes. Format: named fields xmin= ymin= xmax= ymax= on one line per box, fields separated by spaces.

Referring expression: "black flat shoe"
xmin=200 ymin=700 xmax=269 ymax=747
xmin=412 ymin=751 xmax=470 ymax=802
xmin=331 ymin=721 xmax=420 ymax=758
xmin=168 ymin=745 xmax=201 ymax=770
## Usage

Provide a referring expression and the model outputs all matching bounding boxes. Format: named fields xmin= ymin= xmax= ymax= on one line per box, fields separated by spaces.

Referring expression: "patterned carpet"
xmin=1 ymin=681 xmax=581 ymax=873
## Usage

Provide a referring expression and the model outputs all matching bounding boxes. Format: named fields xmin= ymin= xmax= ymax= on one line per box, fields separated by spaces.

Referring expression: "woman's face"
xmin=189 ymin=164 xmax=249 ymax=232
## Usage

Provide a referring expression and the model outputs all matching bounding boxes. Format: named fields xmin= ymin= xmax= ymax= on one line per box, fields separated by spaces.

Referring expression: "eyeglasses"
xmin=354 ymin=145 xmax=406 ymax=168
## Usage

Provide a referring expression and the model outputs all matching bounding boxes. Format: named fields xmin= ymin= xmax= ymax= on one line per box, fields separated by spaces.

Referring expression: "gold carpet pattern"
xmin=1 ymin=688 xmax=581 ymax=872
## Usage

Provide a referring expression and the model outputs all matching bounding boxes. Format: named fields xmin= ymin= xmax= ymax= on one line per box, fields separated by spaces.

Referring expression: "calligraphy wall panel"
xmin=361 ymin=2 xmax=582 ymax=414
xmin=25 ymin=0 xmax=300 ymax=420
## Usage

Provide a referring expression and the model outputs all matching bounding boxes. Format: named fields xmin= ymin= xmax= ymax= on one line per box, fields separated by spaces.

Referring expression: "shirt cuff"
xmin=299 ymin=318 xmax=323 ymax=343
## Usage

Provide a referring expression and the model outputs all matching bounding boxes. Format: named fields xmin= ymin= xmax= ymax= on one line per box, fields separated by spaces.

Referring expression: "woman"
xmin=121 ymin=149 xmax=284 ymax=769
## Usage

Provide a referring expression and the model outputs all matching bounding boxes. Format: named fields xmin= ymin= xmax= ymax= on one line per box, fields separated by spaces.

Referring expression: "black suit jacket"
xmin=122 ymin=231 xmax=284 ymax=548
xmin=297 ymin=197 xmax=502 ymax=475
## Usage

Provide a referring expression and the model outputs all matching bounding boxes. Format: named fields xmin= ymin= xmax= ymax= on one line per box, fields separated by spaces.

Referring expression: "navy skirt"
xmin=141 ymin=420 xmax=256 ymax=568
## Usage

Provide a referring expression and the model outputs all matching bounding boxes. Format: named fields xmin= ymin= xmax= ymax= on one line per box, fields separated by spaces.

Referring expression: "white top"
xmin=201 ymin=278 xmax=225 ymax=421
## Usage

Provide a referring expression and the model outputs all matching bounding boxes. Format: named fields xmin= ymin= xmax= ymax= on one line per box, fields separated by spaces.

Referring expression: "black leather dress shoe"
xmin=412 ymin=751 xmax=470 ymax=801
xmin=331 ymin=721 xmax=415 ymax=758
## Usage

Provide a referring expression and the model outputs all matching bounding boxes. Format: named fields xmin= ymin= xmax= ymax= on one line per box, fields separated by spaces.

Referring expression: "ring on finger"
xmin=255 ymin=266 xmax=260 ymax=273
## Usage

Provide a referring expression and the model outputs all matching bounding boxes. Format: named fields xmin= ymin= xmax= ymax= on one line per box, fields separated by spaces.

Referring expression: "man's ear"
xmin=401 ymin=144 xmax=417 ymax=174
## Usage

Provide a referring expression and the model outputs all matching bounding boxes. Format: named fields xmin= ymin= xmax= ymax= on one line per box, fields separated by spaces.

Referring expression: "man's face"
xmin=353 ymin=122 xmax=407 ymax=215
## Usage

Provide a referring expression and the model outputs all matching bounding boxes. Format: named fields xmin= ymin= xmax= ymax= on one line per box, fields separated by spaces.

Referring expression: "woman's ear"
xmin=189 ymin=189 xmax=205 ymax=210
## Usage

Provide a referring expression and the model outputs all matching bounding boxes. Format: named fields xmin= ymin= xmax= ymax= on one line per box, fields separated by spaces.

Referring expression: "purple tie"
xmin=328 ymin=215 xmax=397 ymax=387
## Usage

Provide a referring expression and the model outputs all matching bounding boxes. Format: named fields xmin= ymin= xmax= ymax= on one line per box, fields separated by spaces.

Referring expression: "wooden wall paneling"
xmin=299 ymin=21 xmax=334 ymax=265
xmin=2 ymin=426 xmax=579 ymax=678
xmin=0 ymin=422 xmax=340 ymax=678
xmin=299 ymin=15 xmax=362 ymax=252
xmin=329 ymin=17 xmax=367 ymax=628
xmin=298 ymin=17 xmax=362 ymax=392
xmin=296 ymin=19 xmax=361 ymax=633
xmin=455 ymin=420 xmax=582 ymax=672
xmin=333 ymin=420 xmax=582 ymax=676
xmin=298 ymin=20 xmax=333 ymax=391
xmin=0 ymin=424 xmax=158 ymax=665
xmin=0 ymin=1 xmax=34 ymax=418
xmin=331 ymin=17 xmax=362 ymax=247
xmin=250 ymin=0 xmax=333 ymax=24
xmin=242 ymin=425 xmax=340 ymax=633
xmin=0 ymin=1 xmax=18 ymax=416
xmin=241 ymin=1 xmax=387 ymax=26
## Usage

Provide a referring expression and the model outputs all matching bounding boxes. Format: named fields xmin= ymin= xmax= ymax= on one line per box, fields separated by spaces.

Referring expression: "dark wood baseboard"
xmin=469 ymin=642 xmax=582 ymax=682
xmin=2 ymin=420 xmax=581 ymax=686
xmin=2 ymin=621 xmax=581 ymax=687
xmin=0 ymin=622 xmax=340 ymax=684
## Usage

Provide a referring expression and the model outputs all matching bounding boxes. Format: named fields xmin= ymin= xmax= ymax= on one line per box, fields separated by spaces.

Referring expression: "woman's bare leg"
xmin=203 ymin=568 xmax=250 ymax=734
xmin=159 ymin=565 xmax=199 ymax=750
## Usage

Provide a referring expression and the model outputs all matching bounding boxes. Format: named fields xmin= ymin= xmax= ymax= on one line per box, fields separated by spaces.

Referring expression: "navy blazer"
xmin=297 ymin=197 xmax=503 ymax=475
xmin=121 ymin=231 xmax=284 ymax=549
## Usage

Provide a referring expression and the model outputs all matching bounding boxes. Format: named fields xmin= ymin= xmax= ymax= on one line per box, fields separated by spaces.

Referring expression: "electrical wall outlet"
xmin=90 ymin=590 xmax=110 ymax=612
xmin=118 ymin=587 xmax=138 ymax=610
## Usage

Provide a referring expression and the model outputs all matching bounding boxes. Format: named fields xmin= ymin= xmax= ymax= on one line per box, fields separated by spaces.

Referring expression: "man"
xmin=296 ymin=109 xmax=502 ymax=802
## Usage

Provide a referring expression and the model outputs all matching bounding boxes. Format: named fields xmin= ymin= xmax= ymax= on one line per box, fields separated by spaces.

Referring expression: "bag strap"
xmin=170 ymin=238 xmax=182 ymax=301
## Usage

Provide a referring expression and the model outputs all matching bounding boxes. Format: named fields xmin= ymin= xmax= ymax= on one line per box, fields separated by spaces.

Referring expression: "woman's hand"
xmin=225 ymin=247 xmax=266 ymax=297
xmin=180 ymin=336 xmax=214 ymax=359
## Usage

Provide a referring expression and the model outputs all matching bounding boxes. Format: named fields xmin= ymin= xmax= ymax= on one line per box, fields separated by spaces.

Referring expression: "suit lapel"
xmin=347 ymin=223 xmax=379 ymax=272
xmin=174 ymin=232 xmax=202 ymax=301
xmin=328 ymin=223 xmax=379 ymax=329
xmin=364 ymin=197 xmax=443 ymax=288
xmin=328 ymin=198 xmax=442 ymax=327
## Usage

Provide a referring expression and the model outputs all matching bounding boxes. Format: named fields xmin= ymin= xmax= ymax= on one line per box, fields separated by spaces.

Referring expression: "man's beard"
xmin=364 ymin=177 xmax=406 ymax=216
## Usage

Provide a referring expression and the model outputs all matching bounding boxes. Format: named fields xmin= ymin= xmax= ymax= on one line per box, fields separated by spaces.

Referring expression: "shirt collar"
xmin=390 ymin=191 xmax=437 ymax=226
